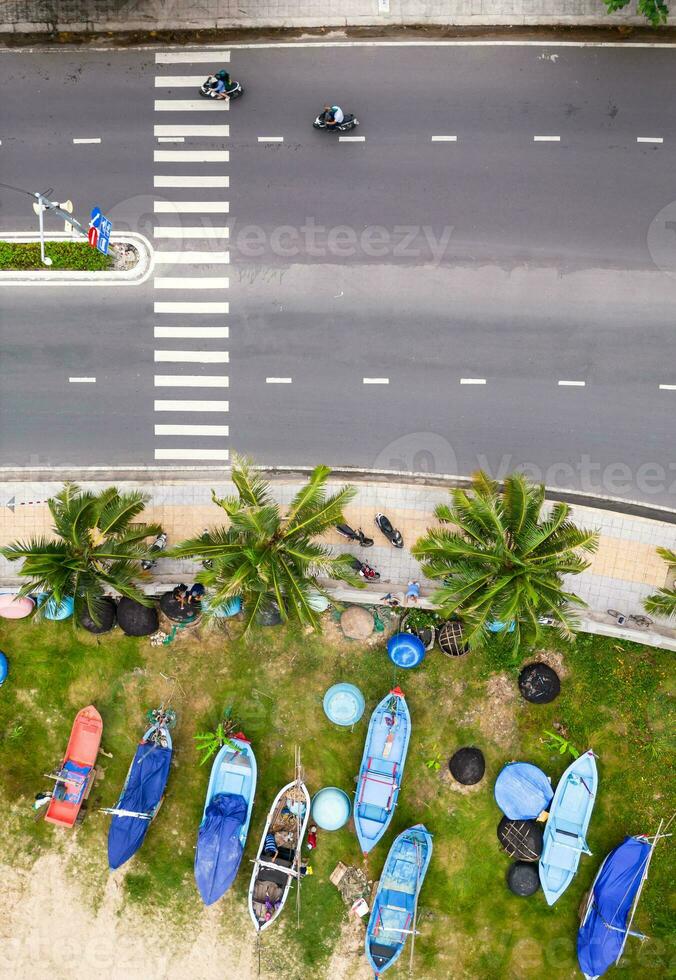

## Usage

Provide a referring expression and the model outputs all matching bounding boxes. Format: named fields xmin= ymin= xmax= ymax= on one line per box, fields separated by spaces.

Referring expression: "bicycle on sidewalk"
xmin=606 ymin=609 xmax=653 ymax=629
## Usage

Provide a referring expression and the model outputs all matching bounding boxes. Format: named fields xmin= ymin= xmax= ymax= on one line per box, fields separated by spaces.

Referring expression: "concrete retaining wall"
xmin=1 ymin=1 xmax=675 ymax=35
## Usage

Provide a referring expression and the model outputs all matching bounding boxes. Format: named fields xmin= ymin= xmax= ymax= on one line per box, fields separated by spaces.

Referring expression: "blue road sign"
xmin=90 ymin=206 xmax=112 ymax=255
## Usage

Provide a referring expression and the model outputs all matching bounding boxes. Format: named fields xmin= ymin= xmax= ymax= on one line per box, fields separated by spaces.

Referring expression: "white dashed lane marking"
xmin=155 ymin=400 xmax=229 ymax=412
xmin=533 ymin=136 xmax=561 ymax=142
xmin=154 ymin=277 xmax=229 ymax=289
xmin=69 ymin=377 xmax=96 ymax=383
xmin=73 ymin=138 xmax=101 ymax=144
xmin=154 ymin=326 xmax=230 ymax=338
xmin=339 ymin=135 xmax=365 ymax=142
xmin=154 ymin=350 xmax=229 ymax=363
xmin=154 ymin=100 xmax=229 ymax=112
xmin=155 ymin=448 xmax=230 ymax=460
xmin=154 ymin=251 xmax=230 ymax=264
xmin=637 ymin=137 xmax=663 ymax=143
xmin=659 ymin=384 xmax=676 ymax=390
xmin=154 ymin=75 xmax=212 ymax=87
xmin=157 ymin=137 xmax=185 ymax=143
xmin=258 ymin=137 xmax=284 ymax=143
xmin=154 ymin=149 xmax=229 ymax=162
xmin=363 ymin=378 xmax=389 ymax=384
xmin=154 ymin=301 xmax=229 ymax=313
xmin=156 ymin=51 xmax=231 ymax=63
xmin=558 ymin=380 xmax=586 ymax=387
xmin=460 ymin=378 xmax=486 ymax=385
xmin=154 ymin=124 xmax=230 ymax=137
xmin=154 ymin=175 xmax=229 ymax=188
xmin=152 ymin=227 xmax=230 ymax=239
xmin=154 ymin=201 xmax=230 ymax=213
xmin=266 ymin=377 xmax=293 ymax=384
xmin=155 ymin=424 xmax=229 ymax=436
xmin=154 ymin=376 xmax=230 ymax=387
xmin=431 ymin=135 xmax=457 ymax=142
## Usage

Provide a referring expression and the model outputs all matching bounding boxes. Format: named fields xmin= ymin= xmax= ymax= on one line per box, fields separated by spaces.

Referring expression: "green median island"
xmin=0 ymin=240 xmax=113 ymax=271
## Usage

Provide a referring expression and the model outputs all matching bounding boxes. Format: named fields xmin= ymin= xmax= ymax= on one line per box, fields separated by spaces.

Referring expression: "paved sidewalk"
xmin=2 ymin=0 xmax=676 ymax=33
xmin=1 ymin=475 xmax=675 ymax=648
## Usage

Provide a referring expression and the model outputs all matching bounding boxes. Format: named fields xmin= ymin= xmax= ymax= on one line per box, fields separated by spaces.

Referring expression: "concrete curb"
xmin=0 ymin=232 xmax=154 ymax=286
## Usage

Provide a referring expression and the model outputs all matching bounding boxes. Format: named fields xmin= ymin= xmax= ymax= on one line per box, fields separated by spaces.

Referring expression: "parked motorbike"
xmin=201 ymin=528 xmax=213 ymax=570
xmin=351 ymin=558 xmax=380 ymax=581
xmin=313 ymin=111 xmax=359 ymax=132
xmin=375 ymin=513 xmax=404 ymax=549
xmin=199 ymin=74 xmax=244 ymax=100
xmin=336 ymin=523 xmax=374 ymax=547
xmin=141 ymin=532 xmax=168 ymax=571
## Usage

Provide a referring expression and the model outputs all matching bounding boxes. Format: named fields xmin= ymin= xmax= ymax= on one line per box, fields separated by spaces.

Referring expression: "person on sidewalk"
xmin=405 ymin=581 xmax=421 ymax=606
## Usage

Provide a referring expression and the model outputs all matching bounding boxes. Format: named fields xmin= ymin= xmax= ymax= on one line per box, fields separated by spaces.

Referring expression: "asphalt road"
xmin=1 ymin=42 xmax=675 ymax=504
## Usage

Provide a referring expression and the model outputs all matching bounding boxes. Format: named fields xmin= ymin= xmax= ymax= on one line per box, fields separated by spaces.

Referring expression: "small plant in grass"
xmin=424 ymin=746 xmax=442 ymax=772
xmin=7 ymin=724 xmax=25 ymax=742
xmin=542 ymin=729 xmax=580 ymax=760
xmin=193 ymin=706 xmax=241 ymax=766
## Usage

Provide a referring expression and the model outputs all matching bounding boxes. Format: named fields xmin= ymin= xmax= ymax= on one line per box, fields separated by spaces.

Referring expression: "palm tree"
xmin=412 ymin=472 xmax=599 ymax=652
xmin=170 ymin=459 xmax=357 ymax=632
xmin=1 ymin=482 xmax=162 ymax=623
xmin=644 ymin=548 xmax=676 ymax=619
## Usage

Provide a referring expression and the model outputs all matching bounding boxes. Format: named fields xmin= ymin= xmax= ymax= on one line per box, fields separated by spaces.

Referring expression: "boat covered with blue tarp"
xmin=365 ymin=824 xmax=433 ymax=976
xmin=577 ymin=835 xmax=654 ymax=979
xmin=494 ymin=762 xmax=553 ymax=820
xmin=107 ymin=721 xmax=173 ymax=870
xmin=194 ymin=736 xmax=257 ymax=905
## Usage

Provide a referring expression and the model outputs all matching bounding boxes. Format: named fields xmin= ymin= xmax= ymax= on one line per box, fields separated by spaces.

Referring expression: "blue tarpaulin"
xmin=577 ymin=836 xmax=652 ymax=978
xmin=194 ymin=793 xmax=247 ymax=905
xmin=494 ymin=762 xmax=553 ymax=820
xmin=108 ymin=743 xmax=172 ymax=870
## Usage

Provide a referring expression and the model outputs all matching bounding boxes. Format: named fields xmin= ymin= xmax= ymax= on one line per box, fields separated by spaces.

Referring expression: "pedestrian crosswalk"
xmin=153 ymin=50 xmax=231 ymax=463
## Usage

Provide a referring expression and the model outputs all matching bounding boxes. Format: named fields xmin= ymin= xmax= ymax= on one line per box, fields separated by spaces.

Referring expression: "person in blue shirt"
xmin=322 ymin=104 xmax=345 ymax=127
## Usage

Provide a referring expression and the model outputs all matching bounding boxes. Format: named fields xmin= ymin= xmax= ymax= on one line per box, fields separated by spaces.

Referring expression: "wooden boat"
xmin=44 ymin=706 xmax=103 ymax=828
xmin=105 ymin=715 xmax=173 ymax=870
xmin=247 ymin=772 xmax=311 ymax=932
xmin=354 ymin=688 xmax=411 ymax=855
xmin=365 ymin=824 xmax=433 ymax=976
xmin=539 ymin=749 xmax=598 ymax=905
xmin=194 ymin=735 xmax=257 ymax=905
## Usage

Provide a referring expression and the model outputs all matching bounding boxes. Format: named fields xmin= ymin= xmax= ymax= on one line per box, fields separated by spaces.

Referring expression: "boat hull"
xmin=365 ymin=824 xmax=433 ymax=976
xmin=45 ymin=706 xmax=103 ymax=828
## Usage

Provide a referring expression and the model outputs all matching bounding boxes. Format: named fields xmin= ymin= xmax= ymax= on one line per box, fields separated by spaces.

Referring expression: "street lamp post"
xmin=34 ymin=193 xmax=53 ymax=267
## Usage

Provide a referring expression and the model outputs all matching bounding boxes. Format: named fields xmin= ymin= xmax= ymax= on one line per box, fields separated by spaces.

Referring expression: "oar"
xmin=409 ymin=839 xmax=422 ymax=976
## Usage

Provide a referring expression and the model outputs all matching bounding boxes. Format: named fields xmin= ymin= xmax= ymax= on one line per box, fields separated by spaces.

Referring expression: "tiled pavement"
xmin=1 ymin=475 xmax=675 ymax=648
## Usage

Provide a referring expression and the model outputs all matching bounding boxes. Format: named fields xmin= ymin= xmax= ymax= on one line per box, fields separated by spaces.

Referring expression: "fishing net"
xmin=497 ymin=817 xmax=544 ymax=861
xmin=518 ymin=663 xmax=561 ymax=704
xmin=448 ymin=747 xmax=485 ymax=785
xmin=506 ymin=861 xmax=541 ymax=896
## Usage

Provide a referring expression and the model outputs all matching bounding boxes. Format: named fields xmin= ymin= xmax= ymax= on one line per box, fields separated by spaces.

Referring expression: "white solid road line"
xmin=339 ymin=135 xmax=366 ymax=142
xmin=220 ymin=39 xmax=676 ymax=48
xmin=155 ymin=75 xmax=211 ymax=87
xmin=460 ymin=378 xmax=486 ymax=385
xmin=534 ymin=135 xmax=561 ymax=142
xmin=153 ymin=227 xmax=229 ymax=239
xmin=154 ymin=301 xmax=229 ymax=313
xmin=154 ymin=201 xmax=230 ymax=213
xmin=155 ymin=99 xmax=229 ymax=112
xmin=558 ymin=380 xmax=586 ymax=386
xmin=73 ymin=138 xmax=101 ymax=144
xmin=363 ymin=377 xmax=389 ymax=384
xmin=658 ymin=384 xmax=676 ymax=390
xmin=154 ymin=149 xmax=229 ymax=162
xmin=154 ymin=276 xmax=229 ymax=289
xmin=155 ymin=399 xmax=229 ymax=411
xmin=154 ymin=326 xmax=230 ymax=338
xmin=155 ymin=448 xmax=230 ymax=460
xmin=155 ymin=175 xmax=229 ymax=188
xmin=154 ymin=250 xmax=230 ymax=264
xmin=637 ymin=137 xmax=663 ymax=143
xmin=155 ymin=423 xmax=229 ymax=436
xmin=431 ymin=135 xmax=458 ymax=142
xmin=68 ymin=377 xmax=96 ymax=383
xmin=258 ymin=136 xmax=284 ymax=143
xmin=154 ymin=124 xmax=230 ymax=136
xmin=154 ymin=375 xmax=229 ymax=387
xmin=157 ymin=137 xmax=185 ymax=143
xmin=266 ymin=377 xmax=293 ymax=383
xmin=155 ymin=350 xmax=230 ymax=363
xmin=156 ymin=51 xmax=231 ymax=63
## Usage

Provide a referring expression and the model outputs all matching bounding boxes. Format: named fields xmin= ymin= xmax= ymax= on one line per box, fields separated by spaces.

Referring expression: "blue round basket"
xmin=36 ymin=594 xmax=74 ymax=621
xmin=323 ymin=683 xmax=365 ymax=726
xmin=0 ymin=651 xmax=8 ymax=687
xmin=387 ymin=632 xmax=426 ymax=669
xmin=202 ymin=595 xmax=242 ymax=618
xmin=311 ymin=787 xmax=352 ymax=831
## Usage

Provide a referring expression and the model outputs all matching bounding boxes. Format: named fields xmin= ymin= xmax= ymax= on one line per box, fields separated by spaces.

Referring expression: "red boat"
xmin=45 ymin=706 xmax=103 ymax=828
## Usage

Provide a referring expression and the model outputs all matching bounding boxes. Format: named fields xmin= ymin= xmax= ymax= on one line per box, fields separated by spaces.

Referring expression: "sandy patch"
xmin=325 ymin=915 xmax=372 ymax=980
xmin=524 ymin=648 xmax=569 ymax=679
xmin=0 ymin=849 xmax=255 ymax=980
xmin=458 ymin=673 xmax=518 ymax=749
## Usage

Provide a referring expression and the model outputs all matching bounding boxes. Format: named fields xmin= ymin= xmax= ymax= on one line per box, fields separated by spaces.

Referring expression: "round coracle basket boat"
xmin=117 ymin=597 xmax=159 ymax=637
xmin=448 ymin=746 xmax=485 ymax=786
xmin=79 ymin=596 xmax=117 ymax=634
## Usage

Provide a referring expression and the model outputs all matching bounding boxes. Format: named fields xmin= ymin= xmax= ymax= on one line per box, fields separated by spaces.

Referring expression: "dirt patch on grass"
xmin=525 ymin=648 xmax=569 ymax=679
xmin=459 ymin=673 xmax=518 ymax=749
xmin=325 ymin=916 xmax=371 ymax=980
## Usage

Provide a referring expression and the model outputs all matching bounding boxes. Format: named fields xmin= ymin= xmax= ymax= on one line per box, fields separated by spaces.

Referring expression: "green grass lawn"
xmin=0 ymin=615 xmax=673 ymax=979
xmin=0 ymin=241 xmax=113 ymax=271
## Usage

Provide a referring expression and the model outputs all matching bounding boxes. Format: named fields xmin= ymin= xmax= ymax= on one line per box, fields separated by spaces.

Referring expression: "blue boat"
xmin=354 ymin=688 xmax=411 ymax=855
xmin=539 ymin=749 xmax=598 ymax=905
xmin=578 ymin=832 xmax=661 ymax=979
xmin=105 ymin=718 xmax=173 ymax=870
xmin=365 ymin=824 xmax=433 ymax=976
xmin=194 ymin=735 xmax=257 ymax=905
